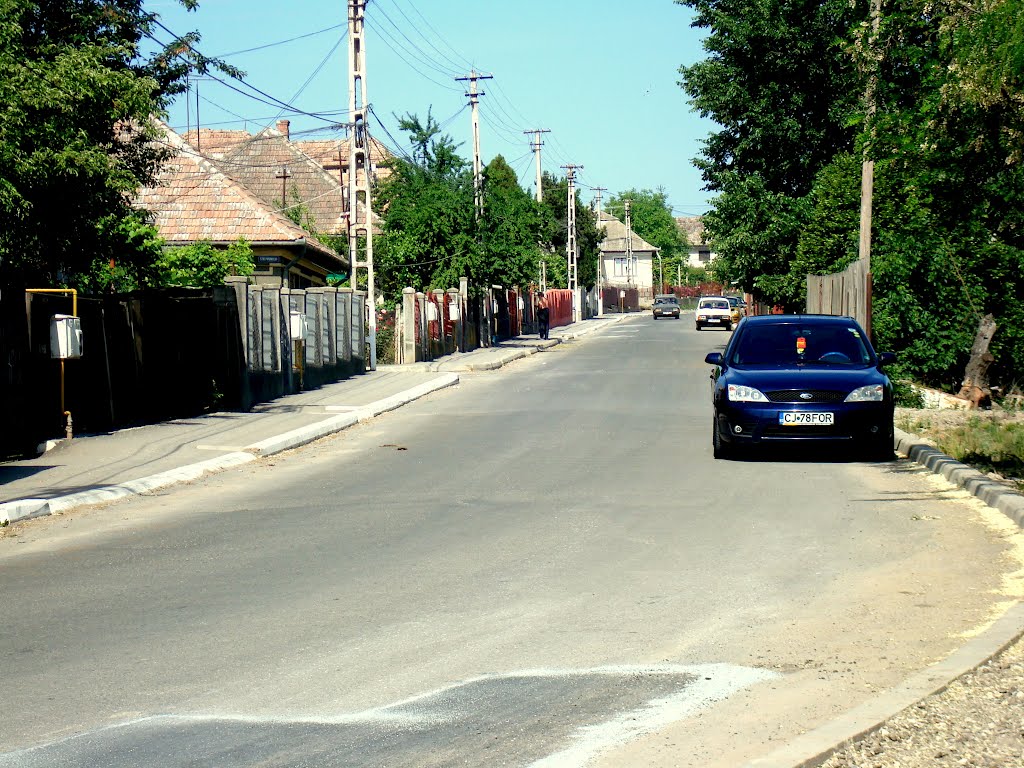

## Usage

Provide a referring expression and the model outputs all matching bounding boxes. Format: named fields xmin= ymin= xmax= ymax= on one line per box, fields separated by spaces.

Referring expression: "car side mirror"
xmin=877 ymin=351 xmax=896 ymax=367
xmin=705 ymin=352 xmax=723 ymax=366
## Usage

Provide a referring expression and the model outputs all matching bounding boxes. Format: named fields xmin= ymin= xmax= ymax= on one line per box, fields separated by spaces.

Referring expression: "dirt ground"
xmin=820 ymin=408 xmax=1024 ymax=768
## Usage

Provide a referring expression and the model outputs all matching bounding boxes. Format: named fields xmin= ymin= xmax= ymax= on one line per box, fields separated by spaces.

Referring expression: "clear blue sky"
xmin=144 ymin=0 xmax=717 ymax=215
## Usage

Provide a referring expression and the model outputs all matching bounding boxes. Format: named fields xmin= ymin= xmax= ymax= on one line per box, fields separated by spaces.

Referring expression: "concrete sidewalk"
xmin=0 ymin=314 xmax=628 ymax=525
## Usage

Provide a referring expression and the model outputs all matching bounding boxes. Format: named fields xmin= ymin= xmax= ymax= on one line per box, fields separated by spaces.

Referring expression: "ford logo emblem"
xmin=799 ymin=392 xmax=813 ymax=400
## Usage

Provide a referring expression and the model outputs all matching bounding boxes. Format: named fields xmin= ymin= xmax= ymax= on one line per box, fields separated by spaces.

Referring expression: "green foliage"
xmin=480 ymin=155 xmax=545 ymax=288
xmin=155 ymin=239 xmax=254 ymax=288
xmin=0 ymin=0 xmax=222 ymax=289
xmin=372 ymin=117 xmax=479 ymax=300
xmin=539 ymin=172 xmax=602 ymax=289
xmin=677 ymin=0 xmax=863 ymax=305
xmin=374 ymin=112 xmax=599 ymax=303
xmin=678 ymin=0 xmax=1024 ymax=389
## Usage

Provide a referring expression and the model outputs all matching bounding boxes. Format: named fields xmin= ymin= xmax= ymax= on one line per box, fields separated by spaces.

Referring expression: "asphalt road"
xmin=1 ymin=316 xmax=1018 ymax=768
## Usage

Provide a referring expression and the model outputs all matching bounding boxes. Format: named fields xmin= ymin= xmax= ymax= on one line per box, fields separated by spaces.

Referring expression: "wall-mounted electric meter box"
xmin=50 ymin=315 xmax=83 ymax=359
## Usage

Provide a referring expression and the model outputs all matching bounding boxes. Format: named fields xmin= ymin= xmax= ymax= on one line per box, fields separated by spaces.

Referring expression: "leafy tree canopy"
xmin=0 ymin=0 xmax=229 ymax=290
xmin=539 ymin=172 xmax=601 ymax=289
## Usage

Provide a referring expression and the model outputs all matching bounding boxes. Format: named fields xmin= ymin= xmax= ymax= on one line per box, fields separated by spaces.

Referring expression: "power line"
xmin=147 ymin=21 xmax=345 ymax=125
xmin=370 ymin=2 xmax=461 ymax=78
xmin=388 ymin=0 xmax=473 ymax=72
xmin=364 ymin=16 xmax=462 ymax=92
xmin=214 ymin=24 xmax=347 ymax=58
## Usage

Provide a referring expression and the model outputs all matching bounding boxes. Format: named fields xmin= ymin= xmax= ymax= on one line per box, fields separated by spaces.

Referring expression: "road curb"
xmin=742 ymin=427 xmax=1024 ymax=768
xmin=0 ymin=374 xmax=460 ymax=525
xmin=741 ymin=602 xmax=1024 ymax=768
xmin=895 ymin=427 xmax=1024 ymax=527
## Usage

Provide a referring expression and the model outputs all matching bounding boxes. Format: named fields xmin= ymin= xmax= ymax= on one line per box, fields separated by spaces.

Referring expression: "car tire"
xmin=695 ymin=324 xmax=702 ymax=331
xmin=724 ymin=321 xmax=733 ymax=332
xmin=863 ymin=428 xmax=895 ymax=461
xmin=653 ymin=315 xmax=658 ymax=320
xmin=712 ymin=414 xmax=733 ymax=460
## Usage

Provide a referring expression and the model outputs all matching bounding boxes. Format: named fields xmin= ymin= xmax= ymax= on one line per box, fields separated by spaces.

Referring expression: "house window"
xmin=614 ymin=257 xmax=626 ymax=277
xmin=698 ymin=249 xmax=711 ymax=263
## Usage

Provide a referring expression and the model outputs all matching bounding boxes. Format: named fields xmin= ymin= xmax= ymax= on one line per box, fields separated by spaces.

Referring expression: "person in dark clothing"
xmin=536 ymin=293 xmax=550 ymax=340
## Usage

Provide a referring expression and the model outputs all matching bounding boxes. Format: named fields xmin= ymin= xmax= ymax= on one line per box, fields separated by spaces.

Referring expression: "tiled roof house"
xmin=182 ymin=120 xmax=386 ymax=236
xmin=676 ymin=216 xmax=716 ymax=268
xmin=598 ymin=210 xmax=660 ymax=292
xmin=136 ymin=123 xmax=348 ymax=288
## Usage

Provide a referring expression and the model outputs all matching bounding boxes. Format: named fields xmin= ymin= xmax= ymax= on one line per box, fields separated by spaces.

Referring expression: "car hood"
xmin=724 ymin=365 xmax=887 ymax=391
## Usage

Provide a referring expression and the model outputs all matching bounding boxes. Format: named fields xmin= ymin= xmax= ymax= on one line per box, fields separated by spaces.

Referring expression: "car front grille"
xmin=766 ymin=389 xmax=845 ymax=403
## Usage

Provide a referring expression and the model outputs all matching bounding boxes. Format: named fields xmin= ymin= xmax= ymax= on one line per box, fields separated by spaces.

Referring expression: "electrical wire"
xmin=148 ymin=21 xmax=345 ymax=125
xmin=370 ymin=2 xmax=461 ymax=78
xmin=364 ymin=17 xmax=462 ymax=92
xmin=382 ymin=0 xmax=471 ymax=73
xmin=214 ymin=24 xmax=347 ymax=58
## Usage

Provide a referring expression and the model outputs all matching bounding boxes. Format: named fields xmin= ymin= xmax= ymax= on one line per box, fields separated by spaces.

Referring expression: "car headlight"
xmin=845 ymin=384 xmax=885 ymax=402
xmin=728 ymin=384 xmax=768 ymax=402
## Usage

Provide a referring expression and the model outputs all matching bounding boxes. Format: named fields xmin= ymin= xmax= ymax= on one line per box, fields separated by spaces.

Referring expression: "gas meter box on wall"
xmin=289 ymin=310 xmax=308 ymax=341
xmin=50 ymin=315 xmax=83 ymax=359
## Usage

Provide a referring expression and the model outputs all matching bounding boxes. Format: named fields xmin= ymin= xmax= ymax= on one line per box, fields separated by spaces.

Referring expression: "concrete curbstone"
xmin=0 ymin=498 xmax=51 ymax=526
xmin=46 ymin=452 xmax=257 ymax=515
xmin=358 ymin=373 xmax=459 ymax=420
xmin=244 ymin=413 xmax=360 ymax=456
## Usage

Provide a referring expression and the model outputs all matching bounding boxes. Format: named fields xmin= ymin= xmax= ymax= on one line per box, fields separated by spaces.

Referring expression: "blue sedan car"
xmin=704 ymin=315 xmax=896 ymax=459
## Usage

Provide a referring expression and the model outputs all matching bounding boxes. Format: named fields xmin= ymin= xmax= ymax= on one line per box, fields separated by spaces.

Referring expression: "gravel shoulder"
xmin=821 ymin=407 xmax=1024 ymax=768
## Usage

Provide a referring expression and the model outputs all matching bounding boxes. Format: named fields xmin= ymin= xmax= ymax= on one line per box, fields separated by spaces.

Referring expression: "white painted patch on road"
xmin=526 ymin=663 xmax=779 ymax=768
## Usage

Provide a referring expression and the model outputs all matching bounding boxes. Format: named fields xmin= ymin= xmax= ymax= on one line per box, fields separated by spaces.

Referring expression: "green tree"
xmin=677 ymin=0 xmax=864 ymax=305
xmin=0 ymin=0 xmax=226 ymax=289
xmin=154 ymin=239 xmax=254 ymax=288
xmin=539 ymin=172 xmax=602 ymax=289
xmin=373 ymin=112 xmax=478 ymax=303
xmin=480 ymin=155 xmax=544 ymax=288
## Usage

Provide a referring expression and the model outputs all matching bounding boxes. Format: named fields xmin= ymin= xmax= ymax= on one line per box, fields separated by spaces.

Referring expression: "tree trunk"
xmin=957 ymin=313 xmax=997 ymax=408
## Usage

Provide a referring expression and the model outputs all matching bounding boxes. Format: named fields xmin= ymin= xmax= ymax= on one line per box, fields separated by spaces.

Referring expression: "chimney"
xmin=277 ymin=119 xmax=290 ymax=140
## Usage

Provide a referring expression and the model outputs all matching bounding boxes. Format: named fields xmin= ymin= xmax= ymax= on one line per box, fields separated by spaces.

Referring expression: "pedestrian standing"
xmin=537 ymin=293 xmax=550 ymax=340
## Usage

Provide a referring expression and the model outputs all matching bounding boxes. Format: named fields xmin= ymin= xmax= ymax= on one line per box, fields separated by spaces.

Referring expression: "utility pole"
xmin=275 ymin=166 xmax=291 ymax=209
xmin=524 ymin=129 xmax=551 ymax=203
xmin=858 ymin=0 xmax=882 ymax=277
xmin=624 ymin=199 xmax=634 ymax=287
xmin=562 ymin=164 xmax=582 ymax=322
xmin=593 ymin=187 xmax=607 ymax=315
xmin=456 ymin=69 xmax=493 ymax=220
xmin=347 ymin=0 xmax=376 ymax=369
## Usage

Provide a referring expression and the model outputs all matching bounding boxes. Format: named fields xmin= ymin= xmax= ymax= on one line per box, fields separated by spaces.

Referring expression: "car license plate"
xmin=779 ymin=412 xmax=834 ymax=426
xmin=707 ymin=318 xmax=720 ymax=323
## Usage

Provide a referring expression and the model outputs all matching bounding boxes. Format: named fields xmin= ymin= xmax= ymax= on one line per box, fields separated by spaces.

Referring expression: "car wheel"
xmin=695 ymin=324 xmax=702 ymax=331
xmin=653 ymin=315 xmax=658 ymax=320
xmin=724 ymin=321 xmax=733 ymax=332
xmin=712 ymin=413 xmax=733 ymax=460
xmin=863 ymin=428 xmax=895 ymax=461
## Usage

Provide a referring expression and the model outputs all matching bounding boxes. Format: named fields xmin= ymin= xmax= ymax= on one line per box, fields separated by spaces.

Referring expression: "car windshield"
xmin=700 ymin=299 xmax=729 ymax=310
xmin=656 ymin=296 xmax=677 ymax=304
xmin=728 ymin=322 xmax=874 ymax=367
